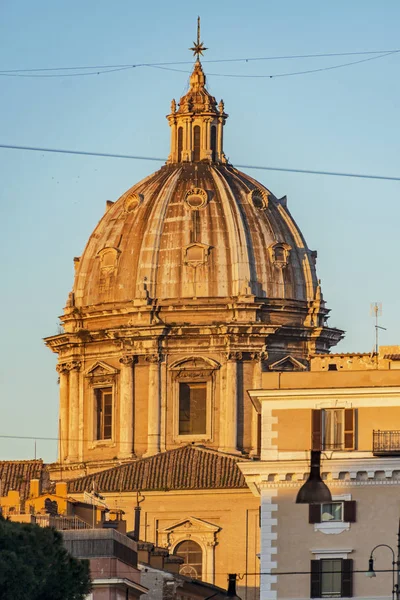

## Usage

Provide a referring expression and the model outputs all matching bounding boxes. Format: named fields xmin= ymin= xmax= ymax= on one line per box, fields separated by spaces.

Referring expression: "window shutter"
xmin=311 ymin=409 xmax=322 ymax=450
xmin=309 ymin=504 xmax=321 ymax=524
xmin=344 ymin=409 xmax=355 ymax=450
xmin=343 ymin=500 xmax=356 ymax=523
xmin=341 ymin=558 xmax=353 ymax=597
xmin=310 ymin=560 xmax=321 ymax=598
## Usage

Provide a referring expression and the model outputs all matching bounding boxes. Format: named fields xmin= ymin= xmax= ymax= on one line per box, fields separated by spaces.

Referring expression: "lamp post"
xmin=366 ymin=520 xmax=400 ymax=600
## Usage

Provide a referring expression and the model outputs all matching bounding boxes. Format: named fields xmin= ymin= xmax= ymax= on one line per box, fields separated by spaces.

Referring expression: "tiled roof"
xmin=68 ymin=446 xmax=248 ymax=493
xmin=384 ymin=354 xmax=400 ymax=360
xmin=0 ymin=460 xmax=44 ymax=500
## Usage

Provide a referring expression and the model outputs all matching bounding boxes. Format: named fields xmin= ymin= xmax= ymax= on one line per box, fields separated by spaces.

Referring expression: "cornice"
xmin=239 ymin=456 xmax=400 ymax=496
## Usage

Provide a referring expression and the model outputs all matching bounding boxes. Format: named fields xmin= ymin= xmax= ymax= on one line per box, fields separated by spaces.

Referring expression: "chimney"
xmin=164 ymin=554 xmax=184 ymax=574
xmin=55 ymin=481 xmax=67 ymax=497
xmin=227 ymin=574 xmax=242 ymax=599
xmin=29 ymin=479 xmax=41 ymax=498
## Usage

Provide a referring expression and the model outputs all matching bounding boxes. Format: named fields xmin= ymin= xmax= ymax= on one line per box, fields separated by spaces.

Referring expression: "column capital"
xmin=250 ymin=350 xmax=268 ymax=362
xmin=56 ymin=363 xmax=69 ymax=374
xmin=226 ymin=351 xmax=242 ymax=361
xmin=119 ymin=355 xmax=137 ymax=366
xmin=145 ymin=353 xmax=161 ymax=364
xmin=66 ymin=360 xmax=81 ymax=372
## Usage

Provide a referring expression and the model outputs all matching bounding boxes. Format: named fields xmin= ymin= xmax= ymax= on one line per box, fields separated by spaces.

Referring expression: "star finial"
xmin=189 ymin=16 xmax=208 ymax=58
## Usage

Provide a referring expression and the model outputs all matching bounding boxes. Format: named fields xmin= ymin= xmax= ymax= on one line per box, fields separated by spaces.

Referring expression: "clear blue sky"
xmin=1 ymin=0 xmax=399 ymax=461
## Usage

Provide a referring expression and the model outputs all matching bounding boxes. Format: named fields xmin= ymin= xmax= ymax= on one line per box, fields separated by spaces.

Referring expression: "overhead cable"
xmin=0 ymin=49 xmax=398 ymax=79
xmin=0 ymin=143 xmax=399 ymax=182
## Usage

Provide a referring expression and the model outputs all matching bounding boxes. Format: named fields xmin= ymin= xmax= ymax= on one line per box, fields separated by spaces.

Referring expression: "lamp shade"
xmin=365 ymin=557 xmax=376 ymax=578
xmin=296 ymin=450 xmax=332 ymax=504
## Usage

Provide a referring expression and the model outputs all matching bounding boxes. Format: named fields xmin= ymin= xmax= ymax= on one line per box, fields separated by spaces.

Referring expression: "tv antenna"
xmin=370 ymin=302 xmax=386 ymax=358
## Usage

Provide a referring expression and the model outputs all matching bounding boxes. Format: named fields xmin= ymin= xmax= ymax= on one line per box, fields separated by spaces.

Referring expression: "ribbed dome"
xmin=73 ymin=162 xmax=317 ymax=308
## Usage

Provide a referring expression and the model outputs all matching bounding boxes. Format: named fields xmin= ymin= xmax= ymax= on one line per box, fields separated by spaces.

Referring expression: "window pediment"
xmin=161 ymin=516 xmax=220 ymax=535
xmin=269 ymin=355 xmax=307 ymax=372
xmin=85 ymin=361 xmax=119 ymax=378
xmin=169 ymin=356 xmax=220 ymax=371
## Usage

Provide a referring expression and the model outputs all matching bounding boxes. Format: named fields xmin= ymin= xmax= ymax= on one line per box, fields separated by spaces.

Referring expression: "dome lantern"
xmin=167 ymin=18 xmax=228 ymax=164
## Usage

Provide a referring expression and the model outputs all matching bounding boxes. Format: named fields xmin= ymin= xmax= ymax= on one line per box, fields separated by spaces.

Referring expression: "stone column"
xmin=144 ymin=354 xmax=161 ymax=456
xmin=250 ymin=353 xmax=264 ymax=457
xmin=220 ymin=352 xmax=240 ymax=454
xmin=119 ymin=355 xmax=136 ymax=458
xmin=67 ymin=361 xmax=81 ymax=462
xmin=56 ymin=364 xmax=69 ymax=463
xmin=182 ymin=118 xmax=191 ymax=162
xmin=217 ymin=118 xmax=223 ymax=161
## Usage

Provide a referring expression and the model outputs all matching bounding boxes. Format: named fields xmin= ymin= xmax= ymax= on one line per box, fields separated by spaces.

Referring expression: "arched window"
xmin=193 ymin=125 xmax=201 ymax=161
xmin=177 ymin=127 xmax=183 ymax=162
xmin=210 ymin=125 xmax=217 ymax=162
xmin=175 ymin=540 xmax=203 ymax=579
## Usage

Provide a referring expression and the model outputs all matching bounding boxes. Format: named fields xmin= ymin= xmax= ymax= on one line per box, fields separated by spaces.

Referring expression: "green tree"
xmin=0 ymin=515 xmax=91 ymax=600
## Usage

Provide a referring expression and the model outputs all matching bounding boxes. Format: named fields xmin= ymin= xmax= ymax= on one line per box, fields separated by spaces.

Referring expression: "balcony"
xmin=373 ymin=430 xmax=400 ymax=456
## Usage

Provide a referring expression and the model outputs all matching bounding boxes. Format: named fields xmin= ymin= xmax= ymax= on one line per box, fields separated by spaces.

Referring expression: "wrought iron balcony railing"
xmin=373 ymin=430 xmax=400 ymax=455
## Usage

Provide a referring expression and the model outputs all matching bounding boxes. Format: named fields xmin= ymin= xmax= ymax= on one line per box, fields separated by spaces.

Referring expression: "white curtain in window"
xmin=324 ymin=409 xmax=344 ymax=449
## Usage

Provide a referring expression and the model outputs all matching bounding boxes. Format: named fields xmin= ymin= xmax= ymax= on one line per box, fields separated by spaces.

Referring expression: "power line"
xmin=0 ymin=143 xmax=399 ymax=182
xmin=0 ymin=49 xmax=398 ymax=79
xmin=0 ymin=433 xmax=391 ymax=454
xmin=0 ymin=48 xmax=398 ymax=72
xmin=150 ymin=50 xmax=399 ymax=79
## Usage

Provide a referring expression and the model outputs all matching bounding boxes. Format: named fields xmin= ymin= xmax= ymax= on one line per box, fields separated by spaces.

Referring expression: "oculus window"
xmin=179 ymin=382 xmax=207 ymax=435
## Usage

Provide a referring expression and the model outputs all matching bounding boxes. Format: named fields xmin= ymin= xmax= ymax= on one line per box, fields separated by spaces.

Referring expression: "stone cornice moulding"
xmin=248 ymin=386 xmax=400 ymax=409
xmin=239 ymin=457 xmax=400 ymax=496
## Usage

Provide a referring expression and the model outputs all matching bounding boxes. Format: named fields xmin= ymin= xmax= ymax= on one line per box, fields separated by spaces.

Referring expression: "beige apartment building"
xmin=240 ymin=347 xmax=400 ymax=600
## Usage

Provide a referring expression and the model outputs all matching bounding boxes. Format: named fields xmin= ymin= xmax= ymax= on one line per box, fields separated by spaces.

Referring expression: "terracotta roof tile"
xmin=0 ymin=460 xmax=44 ymax=500
xmin=68 ymin=446 xmax=248 ymax=493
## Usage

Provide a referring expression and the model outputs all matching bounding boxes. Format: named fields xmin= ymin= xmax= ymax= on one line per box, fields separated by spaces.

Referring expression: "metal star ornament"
xmin=189 ymin=16 xmax=208 ymax=58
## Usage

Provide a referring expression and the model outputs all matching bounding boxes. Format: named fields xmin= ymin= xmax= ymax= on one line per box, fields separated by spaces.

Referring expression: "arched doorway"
xmin=175 ymin=539 xmax=203 ymax=579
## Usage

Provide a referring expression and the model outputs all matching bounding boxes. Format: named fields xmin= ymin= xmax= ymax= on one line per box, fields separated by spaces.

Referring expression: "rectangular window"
xmin=309 ymin=500 xmax=356 ymax=524
xmin=323 ymin=409 xmax=344 ymax=450
xmin=179 ymin=382 xmax=207 ymax=435
xmin=311 ymin=559 xmax=353 ymax=598
xmin=321 ymin=559 xmax=342 ymax=597
xmin=312 ymin=409 xmax=355 ymax=451
xmin=321 ymin=502 xmax=343 ymax=522
xmin=95 ymin=387 xmax=113 ymax=440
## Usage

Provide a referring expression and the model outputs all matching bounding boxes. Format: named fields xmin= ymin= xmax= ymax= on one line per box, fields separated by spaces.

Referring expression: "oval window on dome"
xmin=184 ymin=187 xmax=208 ymax=210
xmin=124 ymin=192 xmax=143 ymax=213
xmin=249 ymin=188 xmax=268 ymax=210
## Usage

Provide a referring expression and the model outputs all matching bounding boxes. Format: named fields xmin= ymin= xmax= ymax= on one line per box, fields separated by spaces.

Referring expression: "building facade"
xmin=240 ymin=347 xmax=400 ymax=600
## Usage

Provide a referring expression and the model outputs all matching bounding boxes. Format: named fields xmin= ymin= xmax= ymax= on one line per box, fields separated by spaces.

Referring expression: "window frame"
xmin=92 ymin=383 xmax=115 ymax=444
xmin=309 ymin=496 xmax=356 ymax=535
xmin=175 ymin=539 xmax=203 ymax=580
xmin=311 ymin=557 xmax=353 ymax=598
xmin=312 ymin=408 xmax=355 ymax=451
xmin=173 ymin=375 xmax=213 ymax=442
xmin=178 ymin=381 xmax=208 ymax=436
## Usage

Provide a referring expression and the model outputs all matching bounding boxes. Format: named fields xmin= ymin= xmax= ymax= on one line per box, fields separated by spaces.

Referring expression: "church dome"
xmin=60 ymin=54 xmax=343 ymax=359
xmin=73 ymin=161 xmax=316 ymax=308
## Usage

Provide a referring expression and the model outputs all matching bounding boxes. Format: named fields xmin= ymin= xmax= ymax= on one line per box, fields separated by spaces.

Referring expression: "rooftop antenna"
xmin=370 ymin=302 xmax=386 ymax=364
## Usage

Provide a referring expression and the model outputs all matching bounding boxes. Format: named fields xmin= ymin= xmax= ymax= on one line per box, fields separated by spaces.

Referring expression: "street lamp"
xmin=296 ymin=450 xmax=332 ymax=504
xmin=366 ymin=521 xmax=400 ymax=600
